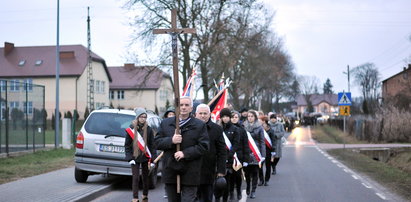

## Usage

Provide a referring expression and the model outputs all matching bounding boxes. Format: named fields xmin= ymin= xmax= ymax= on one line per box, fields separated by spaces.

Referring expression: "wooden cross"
xmin=153 ymin=9 xmax=196 ymax=194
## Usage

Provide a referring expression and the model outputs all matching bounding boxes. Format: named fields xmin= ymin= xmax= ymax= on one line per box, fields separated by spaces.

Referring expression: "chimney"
xmin=59 ymin=51 xmax=75 ymax=59
xmin=4 ymin=42 xmax=14 ymax=56
xmin=124 ymin=63 xmax=135 ymax=69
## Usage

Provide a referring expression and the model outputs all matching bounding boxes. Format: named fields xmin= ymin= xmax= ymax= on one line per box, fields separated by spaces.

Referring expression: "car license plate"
xmin=99 ymin=144 xmax=125 ymax=153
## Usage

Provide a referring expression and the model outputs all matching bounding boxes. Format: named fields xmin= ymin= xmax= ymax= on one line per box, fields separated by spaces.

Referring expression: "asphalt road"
xmin=92 ymin=127 xmax=393 ymax=202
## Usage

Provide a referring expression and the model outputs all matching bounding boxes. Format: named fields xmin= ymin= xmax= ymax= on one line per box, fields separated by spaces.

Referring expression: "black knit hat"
xmin=239 ymin=107 xmax=248 ymax=113
xmin=220 ymin=108 xmax=232 ymax=118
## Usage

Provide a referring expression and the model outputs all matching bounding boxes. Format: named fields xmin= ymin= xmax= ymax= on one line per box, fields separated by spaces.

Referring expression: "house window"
xmin=23 ymin=101 xmax=33 ymax=114
xmin=109 ymin=90 xmax=114 ymax=100
xmin=101 ymin=81 xmax=105 ymax=93
xmin=0 ymin=80 xmax=6 ymax=92
xmin=35 ymin=60 xmax=43 ymax=66
xmin=24 ymin=79 xmax=33 ymax=91
xmin=95 ymin=80 xmax=100 ymax=93
xmin=10 ymin=101 xmax=19 ymax=109
xmin=10 ymin=80 xmax=20 ymax=92
xmin=160 ymin=90 xmax=168 ymax=100
xmin=90 ymin=79 xmax=94 ymax=93
xmin=117 ymin=90 xmax=124 ymax=100
xmin=18 ymin=60 xmax=26 ymax=66
xmin=0 ymin=102 xmax=5 ymax=120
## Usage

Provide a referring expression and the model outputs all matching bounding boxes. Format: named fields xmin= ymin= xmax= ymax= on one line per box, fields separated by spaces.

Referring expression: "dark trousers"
xmin=231 ymin=168 xmax=243 ymax=195
xmin=165 ymin=184 xmax=197 ymax=202
xmin=131 ymin=162 xmax=149 ymax=198
xmin=244 ymin=165 xmax=259 ymax=193
xmin=216 ymin=170 xmax=233 ymax=202
xmin=259 ymin=154 xmax=272 ymax=183
xmin=197 ymin=184 xmax=213 ymax=202
xmin=271 ymin=157 xmax=281 ymax=171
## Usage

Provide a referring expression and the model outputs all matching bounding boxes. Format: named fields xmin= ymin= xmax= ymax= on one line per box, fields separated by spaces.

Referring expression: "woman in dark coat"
xmin=124 ymin=108 xmax=157 ymax=202
xmin=218 ymin=108 xmax=240 ymax=201
xmin=243 ymin=110 xmax=265 ymax=199
xmin=230 ymin=111 xmax=250 ymax=200
xmin=258 ymin=116 xmax=276 ymax=186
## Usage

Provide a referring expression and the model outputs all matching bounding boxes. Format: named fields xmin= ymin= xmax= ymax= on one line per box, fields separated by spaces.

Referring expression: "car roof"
xmin=90 ymin=108 xmax=160 ymax=118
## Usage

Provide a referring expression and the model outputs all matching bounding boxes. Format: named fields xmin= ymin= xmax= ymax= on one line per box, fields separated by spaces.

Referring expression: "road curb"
xmin=73 ymin=178 xmax=124 ymax=202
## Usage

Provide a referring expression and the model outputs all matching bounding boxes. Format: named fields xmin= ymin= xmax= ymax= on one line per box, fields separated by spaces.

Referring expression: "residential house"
xmin=0 ymin=42 xmax=112 ymax=119
xmin=294 ymin=94 xmax=339 ymax=116
xmin=108 ymin=64 xmax=174 ymax=114
xmin=382 ymin=64 xmax=411 ymax=101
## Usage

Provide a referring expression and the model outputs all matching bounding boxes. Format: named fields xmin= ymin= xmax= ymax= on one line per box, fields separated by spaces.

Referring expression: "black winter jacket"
xmin=200 ymin=120 xmax=227 ymax=185
xmin=155 ymin=117 xmax=209 ymax=186
xmin=124 ymin=125 xmax=157 ymax=163
xmin=233 ymin=122 xmax=250 ymax=164
xmin=221 ymin=122 xmax=240 ymax=165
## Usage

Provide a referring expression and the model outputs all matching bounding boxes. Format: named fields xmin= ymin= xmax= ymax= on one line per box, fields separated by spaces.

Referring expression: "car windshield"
xmin=84 ymin=112 xmax=134 ymax=137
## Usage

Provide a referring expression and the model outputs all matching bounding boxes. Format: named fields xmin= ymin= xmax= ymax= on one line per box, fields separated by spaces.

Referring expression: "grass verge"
xmin=328 ymin=149 xmax=411 ymax=200
xmin=0 ymin=148 xmax=75 ymax=184
xmin=311 ymin=125 xmax=367 ymax=144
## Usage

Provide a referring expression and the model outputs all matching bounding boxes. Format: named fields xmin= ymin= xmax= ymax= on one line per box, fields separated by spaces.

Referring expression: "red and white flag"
xmin=126 ymin=128 xmax=152 ymax=160
xmin=246 ymin=131 xmax=265 ymax=168
xmin=209 ymin=88 xmax=227 ymax=122
xmin=263 ymin=130 xmax=272 ymax=150
xmin=182 ymin=69 xmax=196 ymax=98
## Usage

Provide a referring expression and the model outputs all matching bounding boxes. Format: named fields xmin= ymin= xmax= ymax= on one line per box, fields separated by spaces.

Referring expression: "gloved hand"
xmin=271 ymin=152 xmax=276 ymax=156
xmin=242 ymin=162 xmax=248 ymax=167
xmin=150 ymin=163 xmax=155 ymax=168
xmin=129 ymin=160 xmax=136 ymax=165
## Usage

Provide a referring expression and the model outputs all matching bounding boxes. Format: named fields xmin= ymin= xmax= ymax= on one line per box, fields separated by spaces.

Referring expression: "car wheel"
xmin=75 ymin=167 xmax=89 ymax=183
xmin=148 ymin=167 xmax=158 ymax=189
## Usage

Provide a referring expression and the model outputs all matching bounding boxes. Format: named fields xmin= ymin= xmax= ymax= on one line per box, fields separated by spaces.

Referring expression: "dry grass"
xmin=329 ymin=149 xmax=411 ymax=200
xmin=0 ymin=149 xmax=74 ymax=184
xmin=311 ymin=125 xmax=367 ymax=144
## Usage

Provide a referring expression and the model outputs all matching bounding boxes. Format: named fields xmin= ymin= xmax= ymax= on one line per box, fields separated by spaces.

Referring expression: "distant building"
xmin=108 ymin=64 xmax=173 ymax=114
xmin=382 ymin=64 xmax=411 ymax=101
xmin=294 ymin=94 xmax=338 ymax=116
xmin=0 ymin=42 xmax=111 ymax=119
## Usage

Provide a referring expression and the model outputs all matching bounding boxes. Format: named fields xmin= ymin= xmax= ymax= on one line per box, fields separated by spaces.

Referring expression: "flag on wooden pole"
xmin=182 ymin=69 xmax=196 ymax=98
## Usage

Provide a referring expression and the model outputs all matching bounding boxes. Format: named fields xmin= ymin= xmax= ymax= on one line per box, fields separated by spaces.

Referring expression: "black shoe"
xmin=264 ymin=181 xmax=269 ymax=186
xmin=272 ymin=167 xmax=277 ymax=175
xmin=246 ymin=186 xmax=250 ymax=195
xmin=258 ymin=181 xmax=264 ymax=186
xmin=229 ymin=192 xmax=234 ymax=200
xmin=237 ymin=193 xmax=242 ymax=200
xmin=215 ymin=198 xmax=221 ymax=202
xmin=250 ymin=192 xmax=256 ymax=199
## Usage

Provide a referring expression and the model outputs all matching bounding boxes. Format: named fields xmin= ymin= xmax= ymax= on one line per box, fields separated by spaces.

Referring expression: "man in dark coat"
xmin=155 ymin=97 xmax=209 ymax=202
xmin=195 ymin=104 xmax=226 ymax=202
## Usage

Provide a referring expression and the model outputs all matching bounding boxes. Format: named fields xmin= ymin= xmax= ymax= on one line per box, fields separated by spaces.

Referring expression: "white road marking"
xmin=362 ymin=183 xmax=372 ymax=189
xmin=376 ymin=193 xmax=386 ymax=200
xmin=343 ymin=169 xmax=350 ymax=173
xmin=352 ymin=175 xmax=359 ymax=180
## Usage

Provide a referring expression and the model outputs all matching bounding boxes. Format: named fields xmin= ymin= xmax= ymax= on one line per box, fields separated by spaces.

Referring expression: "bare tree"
xmin=352 ymin=62 xmax=381 ymax=114
xmin=299 ymin=75 xmax=320 ymax=113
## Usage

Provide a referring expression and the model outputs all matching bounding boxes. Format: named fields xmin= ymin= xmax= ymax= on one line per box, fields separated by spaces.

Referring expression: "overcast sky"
xmin=1 ymin=0 xmax=411 ymax=98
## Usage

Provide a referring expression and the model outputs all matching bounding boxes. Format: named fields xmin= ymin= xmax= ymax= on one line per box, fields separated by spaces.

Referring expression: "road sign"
xmin=338 ymin=92 xmax=351 ymax=106
xmin=339 ymin=106 xmax=350 ymax=116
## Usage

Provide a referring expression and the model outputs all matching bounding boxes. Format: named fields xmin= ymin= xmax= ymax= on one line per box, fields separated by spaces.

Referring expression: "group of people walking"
xmin=124 ymin=96 xmax=285 ymax=202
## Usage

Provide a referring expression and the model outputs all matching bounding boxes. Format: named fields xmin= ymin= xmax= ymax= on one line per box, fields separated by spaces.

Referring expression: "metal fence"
xmin=0 ymin=79 xmax=46 ymax=155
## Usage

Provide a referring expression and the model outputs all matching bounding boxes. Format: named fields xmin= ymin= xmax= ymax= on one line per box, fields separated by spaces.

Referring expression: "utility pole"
xmin=343 ymin=65 xmax=350 ymax=92
xmin=55 ymin=0 xmax=60 ymax=148
xmin=87 ymin=7 xmax=95 ymax=111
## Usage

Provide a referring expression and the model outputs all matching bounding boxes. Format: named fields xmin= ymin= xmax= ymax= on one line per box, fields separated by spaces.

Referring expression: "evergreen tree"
xmin=323 ymin=78 xmax=334 ymax=94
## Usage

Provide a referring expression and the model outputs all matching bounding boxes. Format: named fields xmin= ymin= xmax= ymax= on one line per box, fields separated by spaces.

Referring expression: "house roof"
xmin=108 ymin=65 xmax=172 ymax=90
xmin=382 ymin=65 xmax=410 ymax=83
xmin=0 ymin=43 xmax=111 ymax=81
xmin=296 ymin=94 xmax=338 ymax=106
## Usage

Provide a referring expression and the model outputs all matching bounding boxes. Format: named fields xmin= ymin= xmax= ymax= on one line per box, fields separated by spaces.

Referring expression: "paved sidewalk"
xmin=0 ymin=166 xmax=122 ymax=202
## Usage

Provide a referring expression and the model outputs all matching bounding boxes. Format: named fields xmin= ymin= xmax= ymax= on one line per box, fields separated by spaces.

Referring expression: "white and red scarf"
xmin=126 ymin=128 xmax=152 ymax=161
xmin=263 ymin=130 xmax=272 ymax=150
xmin=246 ymin=131 xmax=264 ymax=167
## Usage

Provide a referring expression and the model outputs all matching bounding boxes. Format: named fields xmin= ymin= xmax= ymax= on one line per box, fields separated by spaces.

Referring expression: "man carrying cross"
xmin=153 ymin=9 xmax=204 ymax=202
